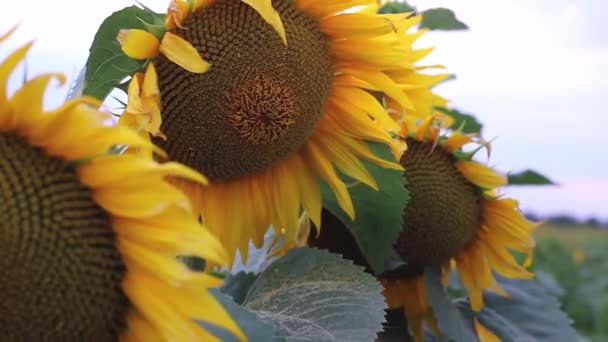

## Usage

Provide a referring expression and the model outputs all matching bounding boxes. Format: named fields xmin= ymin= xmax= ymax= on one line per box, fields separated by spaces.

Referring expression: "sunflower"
xmin=115 ymin=0 xmax=447 ymax=262
xmin=309 ymin=116 xmax=535 ymax=340
xmin=0 ymin=29 xmax=242 ymax=341
xmin=387 ymin=116 xmax=536 ymax=340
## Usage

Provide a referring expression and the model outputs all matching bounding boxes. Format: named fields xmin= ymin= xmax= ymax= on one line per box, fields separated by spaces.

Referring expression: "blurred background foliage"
xmin=533 ymin=221 xmax=608 ymax=341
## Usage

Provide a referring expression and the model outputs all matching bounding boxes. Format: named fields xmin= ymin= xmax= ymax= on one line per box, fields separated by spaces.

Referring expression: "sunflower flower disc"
xmin=0 ymin=135 xmax=126 ymax=339
xmin=155 ymin=0 xmax=334 ymax=180
xmin=389 ymin=137 xmax=482 ymax=276
xmin=0 ymin=30 xmax=242 ymax=341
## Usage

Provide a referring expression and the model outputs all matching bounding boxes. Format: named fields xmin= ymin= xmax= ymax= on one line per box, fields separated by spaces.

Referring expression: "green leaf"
xmin=420 ymin=8 xmax=468 ymax=31
xmin=378 ymin=2 xmax=416 ymax=14
xmin=507 ymin=169 xmax=556 ymax=186
xmin=320 ymin=141 xmax=408 ymax=274
xmin=83 ymin=6 xmax=161 ymax=101
xmin=243 ymin=248 xmax=387 ymax=341
xmin=423 ymin=267 xmax=478 ymax=342
xmin=434 ymin=106 xmax=483 ymax=134
xmin=206 ymin=289 xmax=277 ymax=342
xmin=221 ymin=272 xmax=259 ymax=305
xmin=472 ymin=277 xmax=581 ymax=342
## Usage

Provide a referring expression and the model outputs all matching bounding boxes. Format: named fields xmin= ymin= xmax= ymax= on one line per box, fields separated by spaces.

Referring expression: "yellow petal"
xmin=0 ymin=42 xmax=32 ymax=106
xmin=479 ymin=232 xmax=533 ymax=279
xmin=123 ymin=273 xmax=222 ymax=342
xmin=305 ymin=140 xmax=355 ymax=219
xmin=93 ymin=180 xmax=190 ymax=218
xmin=160 ymin=32 xmax=210 ymax=73
xmin=79 ymin=155 xmax=206 ymax=187
xmin=443 ymin=133 xmax=473 ymax=152
xmin=0 ymin=24 xmax=19 ymax=44
xmin=319 ymin=13 xmax=403 ymax=39
xmin=456 ymin=161 xmax=507 ymax=189
xmin=117 ymin=29 xmax=160 ymax=59
xmin=114 ymin=219 xmax=225 ymax=264
xmin=166 ymin=0 xmax=190 ymax=30
xmin=242 ymin=0 xmax=287 ymax=45
xmin=142 ymin=63 xmax=160 ymax=99
xmin=11 ymin=73 xmax=65 ymax=129
xmin=125 ymin=72 xmax=146 ymax=113
xmin=119 ymin=239 xmax=222 ymax=286
xmin=340 ymin=65 xmax=414 ymax=112
xmin=291 ymin=154 xmax=322 ymax=228
xmin=331 ymin=86 xmax=400 ymax=132
xmin=175 ymin=286 xmax=247 ymax=342
xmin=298 ymin=0 xmax=373 ymax=18
xmin=475 ymin=319 xmax=501 ymax=342
xmin=315 ymin=128 xmax=378 ymax=190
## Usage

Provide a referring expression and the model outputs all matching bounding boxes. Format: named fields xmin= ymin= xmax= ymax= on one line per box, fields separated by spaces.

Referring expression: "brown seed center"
xmin=385 ymin=138 xmax=482 ymax=278
xmin=154 ymin=0 xmax=335 ymax=181
xmin=227 ymin=74 xmax=297 ymax=145
xmin=0 ymin=133 xmax=128 ymax=341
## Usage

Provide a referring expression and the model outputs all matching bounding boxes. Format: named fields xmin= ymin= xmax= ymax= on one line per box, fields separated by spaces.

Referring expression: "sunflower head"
xmin=389 ymin=116 xmax=537 ymax=310
xmin=114 ymin=0 xmax=448 ymax=263
xmin=308 ymin=115 xmax=536 ymax=339
xmin=0 ymin=29 xmax=242 ymax=341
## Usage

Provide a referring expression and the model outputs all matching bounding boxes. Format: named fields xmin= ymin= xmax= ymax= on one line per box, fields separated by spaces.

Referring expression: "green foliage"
xmin=320 ymin=141 xmax=409 ymax=274
xmin=83 ymin=6 xmax=163 ymax=101
xmin=424 ymin=267 xmax=478 ymax=342
xmin=534 ymin=230 xmax=608 ymax=340
xmin=221 ymin=272 xmax=259 ymax=305
xmin=434 ymin=106 xmax=483 ymax=134
xmin=240 ymin=248 xmax=387 ymax=341
xmin=420 ymin=8 xmax=468 ymax=31
xmin=378 ymin=1 xmax=416 ymax=14
xmin=507 ymin=169 xmax=556 ymax=186
xmin=378 ymin=3 xmax=468 ymax=31
xmin=470 ymin=277 xmax=581 ymax=342
xmin=207 ymin=289 xmax=278 ymax=342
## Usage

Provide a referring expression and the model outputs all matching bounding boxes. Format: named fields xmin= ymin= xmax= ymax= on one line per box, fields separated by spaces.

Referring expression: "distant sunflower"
xmin=309 ymin=116 xmax=535 ymax=341
xmin=116 ymin=0 xmax=447 ymax=262
xmin=0 ymin=29 xmax=242 ymax=341
xmin=386 ymin=116 xmax=536 ymax=339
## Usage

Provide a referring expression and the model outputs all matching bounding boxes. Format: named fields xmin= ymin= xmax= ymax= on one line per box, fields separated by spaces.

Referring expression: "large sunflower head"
xmin=0 ymin=29 xmax=242 ymax=341
xmin=116 ymin=0 xmax=448 ymax=263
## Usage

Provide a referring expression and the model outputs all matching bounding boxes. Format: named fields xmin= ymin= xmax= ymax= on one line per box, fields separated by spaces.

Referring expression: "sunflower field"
xmin=1 ymin=0 xmax=599 ymax=341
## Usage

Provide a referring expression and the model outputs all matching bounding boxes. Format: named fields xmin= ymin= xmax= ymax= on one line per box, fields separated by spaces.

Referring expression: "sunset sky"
xmin=2 ymin=0 xmax=606 ymax=219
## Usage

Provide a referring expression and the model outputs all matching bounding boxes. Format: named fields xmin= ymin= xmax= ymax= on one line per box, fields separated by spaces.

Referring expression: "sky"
xmin=1 ymin=0 xmax=606 ymax=219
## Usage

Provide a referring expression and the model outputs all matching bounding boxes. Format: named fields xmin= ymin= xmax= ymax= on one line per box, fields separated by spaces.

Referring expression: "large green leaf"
xmin=206 ymin=289 xmax=277 ymax=342
xmin=423 ymin=267 xmax=478 ymax=342
xmin=507 ymin=169 xmax=556 ymax=186
xmin=434 ymin=106 xmax=483 ymax=134
xmin=320 ymin=141 xmax=409 ymax=274
xmin=83 ymin=6 xmax=162 ymax=101
xmin=464 ymin=277 xmax=581 ymax=342
xmin=221 ymin=272 xmax=259 ymax=305
xmin=243 ymin=248 xmax=387 ymax=342
xmin=420 ymin=8 xmax=468 ymax=31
